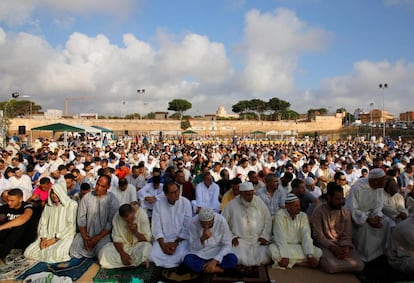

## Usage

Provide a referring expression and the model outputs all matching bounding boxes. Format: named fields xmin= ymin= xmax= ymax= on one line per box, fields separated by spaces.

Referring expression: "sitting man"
xmin=99 ymin=203 xmax=152 ymax=268
xmin=24 ymin=183 xmax=78 ymax=263
xmin=184 ymin=208 xmax=237 ymax=274
xmin=269 ymin=193 xmax=322 ymax=269
xmin=290 ymin=178 xmax=321 ymax=216
xmin=111 ymin=178 xmax=138 ymax=207
xmin=387 ymin=213 xmax=414 ymax=275
xmin=138 ymin=175 xmax=164 ymax=217
xmin=70 ymin=175 xmax=119 ymax=259
xmin=150 ymin=182 xmax=192 ymax=268
xmin=310 ymin=183 xmax=364 ymax=273
xmin=194 ymin=172 xmax=221 ymax=213
xmin=0 ymin=188 xmax=36 ymax=262
xmin=222 ymin=182 xmax=272 ymax=266
xmin=346 ymin=168 xmax=392 ymax=262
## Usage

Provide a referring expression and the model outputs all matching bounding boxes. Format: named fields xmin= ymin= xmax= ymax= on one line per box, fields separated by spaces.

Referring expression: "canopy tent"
xmin=92 ymin=125 xmax=113 ymax=133
xmin=74 ymin=124 xmax=101 ymax=134
xmin=30 ymin=123 xmax=85 ymax=146
xmin=251 ymin=130 xmax=266 ymax=135
xmin=182 ymin=130 xmax=198 ymax=135
xmin=265 ymin=130 xmax=281 ymax=136
xmin=31 ymin=123 xmax=85 ymax=132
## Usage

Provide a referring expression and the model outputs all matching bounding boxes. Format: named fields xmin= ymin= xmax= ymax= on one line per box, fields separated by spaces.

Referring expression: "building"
xmin=359 ymin=109 xmax=394 ymax=124
xmin=399 ymin=111 xmax=414 ymax=122
xmin=154 ymin=112 xmax=169 ymax=120
xmin=215 ymin=106 xmax=239 ymax=119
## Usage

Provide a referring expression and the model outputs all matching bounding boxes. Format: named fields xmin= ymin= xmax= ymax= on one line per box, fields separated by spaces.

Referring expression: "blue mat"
xmin=17 ymin=257 xmax=95 ymax=281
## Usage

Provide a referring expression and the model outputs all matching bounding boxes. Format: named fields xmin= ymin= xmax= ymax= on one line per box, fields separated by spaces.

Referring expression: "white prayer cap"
xmin=239 ymin=182 xmax=254 ymax=192
xmin=368 ymin=168 xmax=386 ymax=179
xmin=285 ymin=193 xmax=299 ymax=204
xmin=49 ymin=163 xmax=59 ymax=173
xmin=199 ymin=208 xmax=215 ymax=222
xmin=305 ymin=177 xmax=314 ymax=186
xmin=408 ymin=180 xmax=414 ymax=186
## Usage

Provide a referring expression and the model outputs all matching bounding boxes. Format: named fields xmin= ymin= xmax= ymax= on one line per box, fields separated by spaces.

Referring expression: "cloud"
xmin=384 ymin=0 xmax=414 ymax=8
xmin=0 ymin=0 xmax=136 ymax=26
xmin=0 ymin=28 xmax=233 ymax=116
xmin=238 ymin=8 xmax=331 ymax=97
xmin=306 ymin=60 xmax=414 ymax=115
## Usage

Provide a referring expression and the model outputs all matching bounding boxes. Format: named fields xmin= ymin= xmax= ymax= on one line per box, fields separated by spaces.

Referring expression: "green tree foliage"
xmin=124 ymin=113 xmax=141 ymax=119
xmin=181 ymin=119 xmax=191 ymax=130
xmin=0 ymin=100 xmax=41 ymax=118
xmin=168 ymin=99 xmax=192 ymax=120
xmin=307 ymin=108 xmax=328 ymax=120
xmin=281 ymin=110 xmax=300 ymax=120
xmin=232 ymin=100 xmax=250 ymax=118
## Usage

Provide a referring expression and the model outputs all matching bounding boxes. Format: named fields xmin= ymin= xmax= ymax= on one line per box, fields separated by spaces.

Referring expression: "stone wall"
xmin=9 ymin=116 xmax=342 ymax=138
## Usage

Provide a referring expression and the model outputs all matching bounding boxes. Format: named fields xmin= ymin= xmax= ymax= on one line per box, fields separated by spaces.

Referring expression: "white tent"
xmin=74 ymin=124 xmax=102 ymax=134
xmin=266 ymin=130 xmax=281 ymax=136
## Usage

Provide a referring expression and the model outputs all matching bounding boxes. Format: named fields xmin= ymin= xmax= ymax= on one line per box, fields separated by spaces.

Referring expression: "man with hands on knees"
xmin=184 ymin=208 xmax=237 ymax=273
xmin=269 ymin=193 xmax=322 ymax=269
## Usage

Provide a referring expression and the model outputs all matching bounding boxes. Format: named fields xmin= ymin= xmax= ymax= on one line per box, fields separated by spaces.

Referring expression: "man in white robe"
xmin=183 ymin=208 xmax=237 ymax=274
xmin=222 ymin=182 xmax=272 ymax=266
xmin=382 ymin=177 xmax=408 ymax=224
xmin=24 ymin=183 xmax=78 ymax=263
xmin=111 ymin=178 xmax=138 ymax=207
xmin=269 ymin=193 xmax=322 ymax=269
xmin=150 ymin=182 xmax=192 ymax=268
xmin=387 ymin=214 xmax=414 ymax=275
xmin=346 ymin=168 xmax=392 ymax=262
xmin=194 ymin=172 xmax=220 ymax=213
xmin=99 ymin=203 xmax=152 ymax=268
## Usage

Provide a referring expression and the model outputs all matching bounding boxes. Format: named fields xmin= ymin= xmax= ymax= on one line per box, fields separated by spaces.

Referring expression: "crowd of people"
xmin=0 ymin=134 xmax=413 ymax=279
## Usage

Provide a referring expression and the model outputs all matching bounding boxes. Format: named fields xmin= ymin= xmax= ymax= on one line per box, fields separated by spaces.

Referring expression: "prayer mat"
xmin=93 ymin=262 xmax=160 ymax=283
xmin=17 ymin=257 xmax=95 ymax=281
xmin=211 ymin=265 xmax=270 ymax=283
xmin=0 ymin=250 xmax=37 ymax=280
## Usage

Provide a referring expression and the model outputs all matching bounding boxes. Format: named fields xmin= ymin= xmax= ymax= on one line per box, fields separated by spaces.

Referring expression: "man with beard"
xmin=310 ymin=183 xmax=364 ymax=273
xmin=269 ymin=193 xmax=322 ymax=269
xmin=345 ymin=168 xmax=392 ymax=262
xmin=222 ymin=182 xmax=271 ymax=266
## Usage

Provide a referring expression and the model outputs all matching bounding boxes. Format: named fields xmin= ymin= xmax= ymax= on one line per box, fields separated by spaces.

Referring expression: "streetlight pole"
xmin=137 ymin=89 xmax=145 ymax=120
xmin=379 ymin=83 xmax=388 ymax=140
xmin=369 ymin=102 xmax=374 ymax=137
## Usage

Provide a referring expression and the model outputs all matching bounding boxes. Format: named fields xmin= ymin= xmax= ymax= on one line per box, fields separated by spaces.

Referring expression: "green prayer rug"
xmin=93 ymin=263 xmax=160 ymax=283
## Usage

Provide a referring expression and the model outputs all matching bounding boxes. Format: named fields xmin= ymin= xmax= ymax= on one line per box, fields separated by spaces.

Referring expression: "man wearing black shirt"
xmin=0 ymin=188 xmax=36 ymax=261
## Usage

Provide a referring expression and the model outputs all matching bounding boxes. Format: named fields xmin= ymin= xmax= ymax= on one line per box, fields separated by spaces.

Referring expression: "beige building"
xmin=359 ymin=109 xmax=394 ymax=124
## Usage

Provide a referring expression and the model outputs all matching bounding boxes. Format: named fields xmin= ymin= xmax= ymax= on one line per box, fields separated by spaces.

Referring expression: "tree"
xmin=307 ymin=108 xmax=328 ymax=120
xmin=248 ymin=99 xmax=268 ymax=120
xmin=181 ymin=119 xmax=191 ymax=130
xmin=168 ymin=99 xmax=192 ymax=120
xmin=268 ymin=97 xmax=291 ymax=120
xmin=232 ymin=100 xmax=250 ymax=119
xmin=0 ymin=100 xmax=42 ymax=118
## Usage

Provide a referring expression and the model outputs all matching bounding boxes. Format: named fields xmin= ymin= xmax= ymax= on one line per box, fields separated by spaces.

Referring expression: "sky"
xmin=0 ymin=0 xmax=413 ymax=118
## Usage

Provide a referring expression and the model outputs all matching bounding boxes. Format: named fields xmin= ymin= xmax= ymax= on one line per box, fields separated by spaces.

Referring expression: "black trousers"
xmin=0 ymin=222 xmax=36 ymax=260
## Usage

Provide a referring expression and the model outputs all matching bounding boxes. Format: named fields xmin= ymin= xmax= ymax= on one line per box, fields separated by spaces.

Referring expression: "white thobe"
xmin=138 ymin=183 xmax=164 ymax=210
xmin=387 ymin=216 xmax=414 ymax=273
xmin=382 ymin=191 xmax=408 ymax=223
xmin=99 ymin=207 xmax=152 ymax=268
xmin=221 ymin=195 xmax=272 ymax=266
xmin=346 ymin=178 xmax=392 ymax=262
xmin=194 ymin=182 xmax=220 ymax=212
xmin=187 ymin=213 xmax=234 ymax=263
xmin=111 ymin=184 xmax=138 ymax=207
xmin=269 ymin=209 xmax=322 ymax=269
xmin=150 ymin=196 xmax=192 ymax=268
xmin=24 ymin=183 xmax=78 ymax=263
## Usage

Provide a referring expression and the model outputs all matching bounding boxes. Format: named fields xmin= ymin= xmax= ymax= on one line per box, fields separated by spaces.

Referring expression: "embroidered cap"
xmin=285 ymin=193 xmax=299 ymax=203
xmin=199 ymin=208 xmax=215 ymax=222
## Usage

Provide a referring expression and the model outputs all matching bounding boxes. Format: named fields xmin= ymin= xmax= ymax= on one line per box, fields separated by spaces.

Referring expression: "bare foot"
xmin=144 ymin=260 xmax=150 ymax=269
